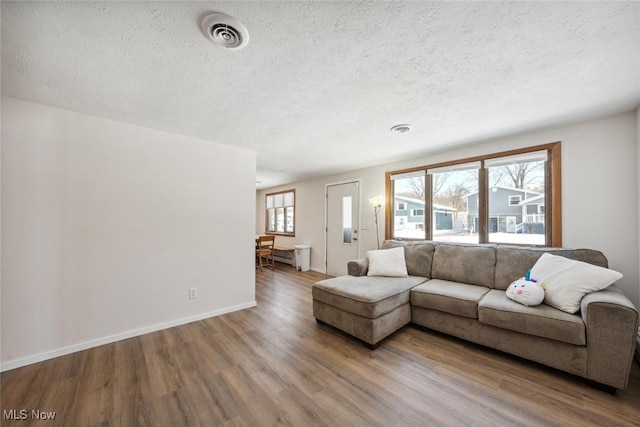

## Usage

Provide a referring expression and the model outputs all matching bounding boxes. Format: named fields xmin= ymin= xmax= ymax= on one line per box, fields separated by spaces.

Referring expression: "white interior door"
xmin=326 ymin=181 xmax=360 ymax=276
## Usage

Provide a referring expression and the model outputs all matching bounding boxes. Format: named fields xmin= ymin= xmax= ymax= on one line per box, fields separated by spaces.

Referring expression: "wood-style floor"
xmin=2 ymin=264 xmax=640 ymax=426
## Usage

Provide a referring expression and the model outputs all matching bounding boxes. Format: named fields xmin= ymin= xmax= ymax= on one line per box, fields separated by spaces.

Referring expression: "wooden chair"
xmin=256 ymin=235 xmax=275 ymax=271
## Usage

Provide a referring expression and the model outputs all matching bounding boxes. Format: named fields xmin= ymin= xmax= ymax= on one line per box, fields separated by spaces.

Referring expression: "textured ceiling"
xmin=2 ymin=1 xmax=640 ymax=189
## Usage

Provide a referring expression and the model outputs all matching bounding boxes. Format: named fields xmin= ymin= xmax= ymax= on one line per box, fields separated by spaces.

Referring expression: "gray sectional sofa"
xmin=312 ymin=240 xmax=639 ymax=390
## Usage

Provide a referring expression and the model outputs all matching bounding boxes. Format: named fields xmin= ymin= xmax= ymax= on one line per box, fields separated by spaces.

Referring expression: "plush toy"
xmin=506 ymin=270 xmax=545 ymax=307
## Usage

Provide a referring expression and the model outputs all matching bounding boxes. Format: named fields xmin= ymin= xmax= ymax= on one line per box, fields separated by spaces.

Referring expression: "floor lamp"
xmin=369 ymin=196 xmax=383 ymax=249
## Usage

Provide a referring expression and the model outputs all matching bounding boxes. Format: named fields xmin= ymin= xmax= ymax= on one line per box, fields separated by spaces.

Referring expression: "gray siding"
xmin=465 ymin=187 xmax=542 ymax=233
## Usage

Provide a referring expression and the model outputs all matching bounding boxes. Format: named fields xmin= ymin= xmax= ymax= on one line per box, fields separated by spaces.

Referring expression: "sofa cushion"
xmin=494 ymin=245 xmax=609 ymax=291
xmin=367 ymin=247 xmax=408 ymax=277
xmin=531 ymin=253 xmax=622 ymax=314
xmin=431 ymin=243 xmax=497 ymax=288
xmin=382 ymin=240 xmax=437 ymax=278
xmin=411 ymin=279 xmax=490 ymax=319
xmin=312 ymin=275 xmax=427 ymax=319
xmin=478 ymin=289 xmax=586 ymax=346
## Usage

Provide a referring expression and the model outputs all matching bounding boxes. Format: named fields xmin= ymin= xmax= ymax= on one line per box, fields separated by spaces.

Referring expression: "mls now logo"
xmin=4 ymin=409 xmax=56 ymax=420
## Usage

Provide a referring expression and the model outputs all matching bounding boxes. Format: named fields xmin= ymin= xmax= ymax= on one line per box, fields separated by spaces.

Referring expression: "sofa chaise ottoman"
xmin=313 ymin=275 xmax=426 ymax=348
xmin=312 ymin=240 xmax=639 ymax=390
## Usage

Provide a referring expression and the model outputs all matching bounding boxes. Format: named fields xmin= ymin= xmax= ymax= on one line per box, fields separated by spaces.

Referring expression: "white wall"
xmin=1 ymin=97 xmax=257 ymax=370
xmin=257 ymin=110 xmax=640 ymax=308
xmin=637 ymin=106 xmax=640 ymax=309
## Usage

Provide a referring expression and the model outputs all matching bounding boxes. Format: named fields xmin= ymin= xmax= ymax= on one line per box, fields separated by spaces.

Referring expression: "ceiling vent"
xmin=390 ymin=124 xmax=413 ymax=134
xmin=201 ymin=13 xmax=249 ymax=50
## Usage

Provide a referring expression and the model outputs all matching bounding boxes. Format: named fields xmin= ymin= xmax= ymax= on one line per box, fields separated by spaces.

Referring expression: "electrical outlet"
xmin=189 ymin=288 xmax=198 ymax=299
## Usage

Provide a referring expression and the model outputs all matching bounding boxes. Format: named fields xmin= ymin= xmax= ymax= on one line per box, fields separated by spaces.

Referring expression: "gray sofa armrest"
xmin=347 ymin=258 xmax=369 ymax=276
xmin=580 ymin=284 xmax=639 ymax=389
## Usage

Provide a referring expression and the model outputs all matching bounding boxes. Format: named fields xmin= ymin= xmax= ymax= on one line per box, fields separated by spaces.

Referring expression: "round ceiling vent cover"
xmin=390 ymin=124 xmax=413 ymax=134
xmin=201 ymin=13 xmax=249 ymax=50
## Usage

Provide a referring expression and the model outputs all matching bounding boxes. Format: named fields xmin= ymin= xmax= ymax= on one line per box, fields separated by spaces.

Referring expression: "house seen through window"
xmin=266 ymin=190 xmax=295 ymax=235
xmin=486 ymin=150 xmax=547 ymax=245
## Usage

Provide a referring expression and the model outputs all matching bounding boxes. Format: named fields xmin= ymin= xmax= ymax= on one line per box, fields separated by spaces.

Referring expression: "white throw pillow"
xmin=367 ymin=247 xmax=408 ymax=277
xmin=530 ymin=253 xmax=623 ymax=314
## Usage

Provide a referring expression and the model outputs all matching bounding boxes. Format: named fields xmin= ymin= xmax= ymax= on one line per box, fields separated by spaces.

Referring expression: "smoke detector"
xmin=390 ymin=124 xmax=413 ymax=134
xmin=201 ymin=13 xmax=249 ymax=50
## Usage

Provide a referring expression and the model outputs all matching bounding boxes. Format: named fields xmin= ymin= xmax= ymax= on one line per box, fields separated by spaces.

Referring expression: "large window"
xmin=429 ymin=162 xmax=479 ymax=243
xmin=265 ymin=190 xmax=295 ymax=235
xmin=386 ymin=143 xmax=561 ymax=246
xmin=390 ymin=171 xmax=425 ymax=239
xmin=486 ymin=150 xmax=547 ymax=245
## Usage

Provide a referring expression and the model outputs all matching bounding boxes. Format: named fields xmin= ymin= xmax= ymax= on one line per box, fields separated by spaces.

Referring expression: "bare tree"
xmin=434 ymin=182 xmax=470 ymax=212
xmin=404 ymin=177 xmax=425 ymax=200
xmin=397 ymin=173 xmax=452 ymax=201
xmin=492 ymin=162 xmax=544 ymax=189
xmin=433 ymin=172 xmax=451 ymax=195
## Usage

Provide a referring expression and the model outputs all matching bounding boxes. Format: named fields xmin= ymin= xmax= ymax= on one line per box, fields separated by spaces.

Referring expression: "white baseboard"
xmin=0 ymin=301 xmax=257 ymax=372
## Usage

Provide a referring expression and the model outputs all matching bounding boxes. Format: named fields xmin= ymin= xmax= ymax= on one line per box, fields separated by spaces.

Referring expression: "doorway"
xmin=326 ymin=181 xmax=360 ymax=276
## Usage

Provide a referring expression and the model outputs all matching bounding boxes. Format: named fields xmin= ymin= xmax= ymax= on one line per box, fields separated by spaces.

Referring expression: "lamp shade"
xmin=369 ymin=196 xmax=383 ymax=207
